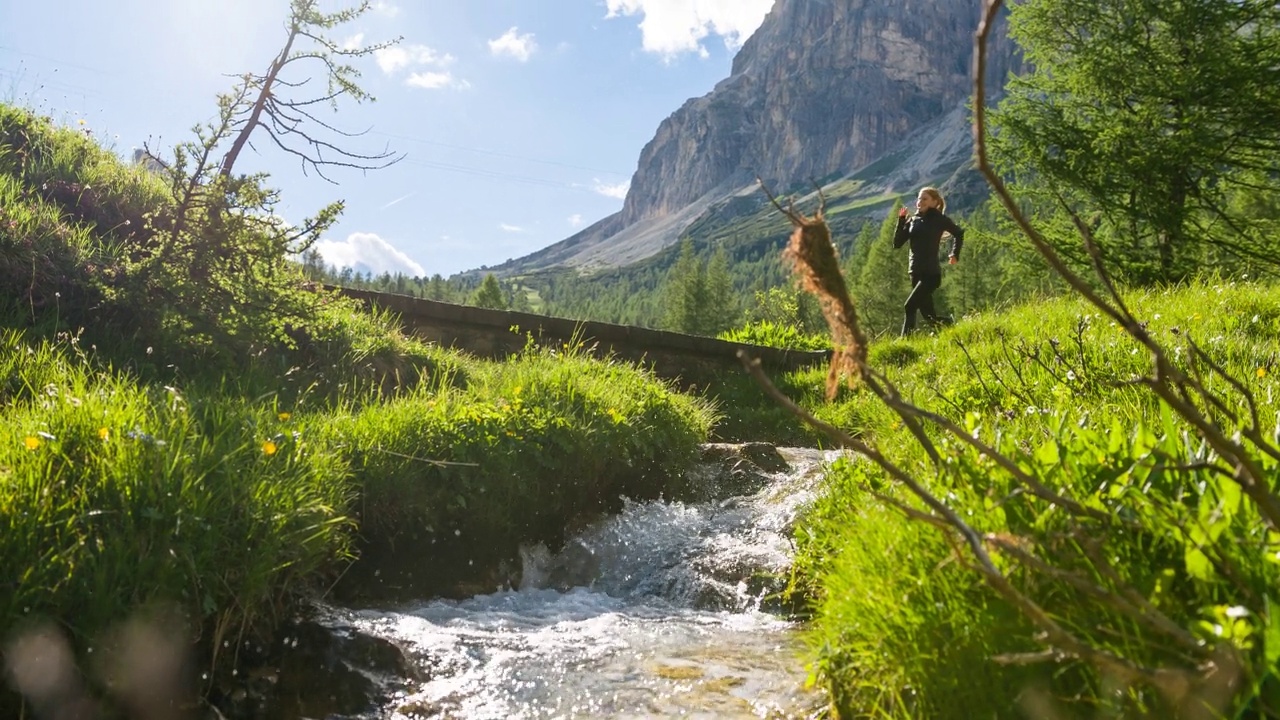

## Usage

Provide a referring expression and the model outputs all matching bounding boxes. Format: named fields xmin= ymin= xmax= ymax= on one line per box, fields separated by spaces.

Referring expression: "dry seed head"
xmin=758 ymin=178 xmax=868 ymax=397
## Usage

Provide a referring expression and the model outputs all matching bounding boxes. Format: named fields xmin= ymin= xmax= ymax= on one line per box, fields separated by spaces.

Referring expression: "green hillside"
xmin=0 ymin=102 xmax=717 ymax=716
xmin=314 ymin=151 xmax=986 ymax=335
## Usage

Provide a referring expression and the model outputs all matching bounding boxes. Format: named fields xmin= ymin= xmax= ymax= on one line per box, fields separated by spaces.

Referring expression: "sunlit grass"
xmin=792 ymin=277 xmax=1280 ymax=718
xmin=0 ymin=331 xmax=354 ymax=647
xmin=317 ymin=338 xmax=717 ymax=596
xmin=0 ymin=100 xmax=723 ymax=691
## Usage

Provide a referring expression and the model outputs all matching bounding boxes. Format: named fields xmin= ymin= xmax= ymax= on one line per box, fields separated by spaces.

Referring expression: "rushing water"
xmin=321 ymin=447 xmax=837 ymax=719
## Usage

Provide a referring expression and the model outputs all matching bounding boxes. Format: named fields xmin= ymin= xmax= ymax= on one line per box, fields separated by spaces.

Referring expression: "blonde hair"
xmin=919 ymin=186 xmax=946 ymax=213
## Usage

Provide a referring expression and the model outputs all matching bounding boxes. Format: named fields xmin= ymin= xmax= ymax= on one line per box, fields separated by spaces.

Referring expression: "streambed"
xmin=315 ymin=446 xmax=835 ymax=719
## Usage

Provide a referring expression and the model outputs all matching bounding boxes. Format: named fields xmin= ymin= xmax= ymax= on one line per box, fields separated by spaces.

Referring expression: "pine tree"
xmin=703 ymin=244 xmax=740 ymax=335
xmin=471 ymin=273 xmax=508 ymax=310
xmin=991 ymin=0 xmax=1280 ymax=283
xmin=845 ymin=220 xmax=877 ymax=280
xmin=509 ymin=283 xmax=534 ymax=312
xmin=298 ymin=247 xmax=327 ymax=280
xmin=662 ymin=240 xmax=708 ymax=334
xmin=940 ymin=208 xmax=1001 ymax=320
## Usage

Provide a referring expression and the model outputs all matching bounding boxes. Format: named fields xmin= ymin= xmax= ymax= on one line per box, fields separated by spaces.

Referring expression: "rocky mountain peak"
xmin=622 ymin=0 xmax=1015 ymax=226
xmin=495 ymin=0 xmax=1017 ymax=275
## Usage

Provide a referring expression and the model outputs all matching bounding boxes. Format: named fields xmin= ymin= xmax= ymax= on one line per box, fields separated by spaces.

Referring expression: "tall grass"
xmin=0 ymin=101 xmax=722 ymax=712
xmin=796 ymin=456 xmax=1046 ymax=717
xmin=794 ymin=278 xmax=1280 ymax=718
xmin=718 ymin=319 xmax=832 ymax=352
xmin=0 ymin=330 xmax=354 ymax=653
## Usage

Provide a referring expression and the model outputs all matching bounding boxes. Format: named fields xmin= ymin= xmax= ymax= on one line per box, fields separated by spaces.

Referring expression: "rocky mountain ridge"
xmin=492 ymin=0 xmax=1018 ymax=276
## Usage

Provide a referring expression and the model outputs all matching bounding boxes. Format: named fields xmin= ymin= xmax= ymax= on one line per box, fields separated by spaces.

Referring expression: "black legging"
xmin=902 ymin=273 xmax=941 ymax=334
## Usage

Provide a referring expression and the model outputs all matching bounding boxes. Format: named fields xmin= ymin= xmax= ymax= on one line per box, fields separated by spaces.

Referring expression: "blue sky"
xmin=0 ymin=0 xmax=774 ymax=277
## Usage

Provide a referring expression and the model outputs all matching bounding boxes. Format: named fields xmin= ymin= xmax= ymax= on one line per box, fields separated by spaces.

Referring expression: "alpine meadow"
xmin=3 ymin=0 xmax=1280 ymax=718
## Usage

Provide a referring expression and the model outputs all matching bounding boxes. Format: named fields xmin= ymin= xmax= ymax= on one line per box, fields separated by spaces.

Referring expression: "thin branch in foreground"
xmin=737 ymin=349 xmax=1200 ymax=696
xmin=971 ymin=0 xmax=1280 ymax=532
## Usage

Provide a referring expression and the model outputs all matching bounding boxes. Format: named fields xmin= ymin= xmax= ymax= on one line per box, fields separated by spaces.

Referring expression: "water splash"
xmin=329 ymin=447 xmax=838 ymax=719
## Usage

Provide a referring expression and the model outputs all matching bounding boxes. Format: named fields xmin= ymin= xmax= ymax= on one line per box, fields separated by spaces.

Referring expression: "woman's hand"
xmin=898 ymin=207 xmax=908 ymax=219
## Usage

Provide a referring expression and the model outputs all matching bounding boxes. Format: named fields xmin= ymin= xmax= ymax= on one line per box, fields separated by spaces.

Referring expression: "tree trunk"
xmin=219 ymin=24 xmax=300 ymax=178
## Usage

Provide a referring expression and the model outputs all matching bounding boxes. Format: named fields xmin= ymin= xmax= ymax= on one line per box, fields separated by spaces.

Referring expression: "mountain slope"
xmin=491 ymin=0 xmax=1016 ymax=276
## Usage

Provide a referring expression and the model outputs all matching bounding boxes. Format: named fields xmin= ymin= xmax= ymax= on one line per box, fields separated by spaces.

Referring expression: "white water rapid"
xmin=321 ymin=446 xmax=838 ymax=719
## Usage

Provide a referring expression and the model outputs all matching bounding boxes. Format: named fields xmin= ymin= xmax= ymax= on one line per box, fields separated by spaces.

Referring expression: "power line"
xmin=0 ymin=68 xmax=105 ymax=99
xmin=0 ymin=46 xmax=112 ymax=76
xmin=398 ymin=156 xmax=611 ymax=194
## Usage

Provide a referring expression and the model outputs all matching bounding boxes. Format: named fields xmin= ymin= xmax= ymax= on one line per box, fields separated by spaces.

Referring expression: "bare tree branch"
xmin=972 ymin=0 xmax=1280 ymax=531
xmin=218 ymin=0 xmax=404 ymax=180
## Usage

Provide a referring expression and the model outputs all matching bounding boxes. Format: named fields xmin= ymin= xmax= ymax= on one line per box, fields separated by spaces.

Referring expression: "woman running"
xmin=893 ymin=186 xmax=964 ymax=335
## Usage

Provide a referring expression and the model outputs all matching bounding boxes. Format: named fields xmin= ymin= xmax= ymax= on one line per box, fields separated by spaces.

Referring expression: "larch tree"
xmin=220 ymin=0 xmax=403 ymax=180
xmin=662 ymin=240 xmax=739 ymax=336
xmin=662 ymin=239 xmax=707 ymax=334
xmin=990 ymin=0 xmax=1280 ymax=284
xmin=704 ymin=244 xmax=740 ymax=334
xmin=130 ymin=0 xmax=403 ymax=358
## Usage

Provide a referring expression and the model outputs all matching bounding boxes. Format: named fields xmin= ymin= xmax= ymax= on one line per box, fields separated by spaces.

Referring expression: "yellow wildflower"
xmin=1258 ymin=367 xmax=1269 ymax=379
xmin=23 ymin=436 xmax=40 ymax=450
xmin=262 ymin=440 xmax=278 ymax=456
xmin=98 ymin=427 xmax=110 ymax=441
xmin=278 ymin=412 xmax=291 ymax=421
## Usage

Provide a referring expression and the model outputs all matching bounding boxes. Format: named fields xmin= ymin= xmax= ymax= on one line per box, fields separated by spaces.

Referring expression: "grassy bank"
xmin=0 ymin=104 xmax=715 ymax=712
xmin=790 ymin=279 xmax=1280 ymax=717
xmin=0 ymin=331 xmax=354 ymax=649
xmin=320 ymin=340 xmax=715 ymax=601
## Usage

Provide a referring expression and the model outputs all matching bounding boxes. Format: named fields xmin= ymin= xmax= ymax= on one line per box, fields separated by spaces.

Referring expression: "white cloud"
xmin=488 ymin=27 xmax=539 ymax=62
xmin=604 ymin=0 xmax=773 ymax=59
xmin=341 ymin=33 xmax=365 ymax=51
xmin=593 ymin=179 xmax=630 ymax=199
xmin=499 ymin=223 xmax=527 ymax=233
xmin=375 ymin=44 xmax=469 ymax=90
xmin=314 ymin=232 xmax=425 ymax=277
xmin=374 ymin=44 xmax=454 ymax=74
xmin=372 ymin=1 xmax=400 ymax=18
xmin=568 ymin=214 xmax=584 ymax=228
xmin=406 ymin=71 xmax=470 ymax=90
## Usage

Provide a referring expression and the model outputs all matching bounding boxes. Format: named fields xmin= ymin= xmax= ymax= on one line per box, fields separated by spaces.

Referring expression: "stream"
xmin=315 ymin=446 xmax=836 ymax=719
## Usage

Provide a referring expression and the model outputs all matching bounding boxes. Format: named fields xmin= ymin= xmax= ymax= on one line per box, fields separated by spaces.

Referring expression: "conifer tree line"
xmin=304 ymin=0 xmax=1280 ymax=342
xmin=297 ymin=206 xmax=1065 ymax=341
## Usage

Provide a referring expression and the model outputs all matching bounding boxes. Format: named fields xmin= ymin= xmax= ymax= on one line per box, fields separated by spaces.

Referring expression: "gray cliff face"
xmin=489 ymin=0 xmax=1019 ymax=276
xmin=619 ymin=0 xmax=1017 ymax=226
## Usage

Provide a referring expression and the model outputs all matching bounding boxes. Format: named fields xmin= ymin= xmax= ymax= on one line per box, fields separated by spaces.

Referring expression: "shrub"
xmin=719 ymin=319 xmax=831 ymax=351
